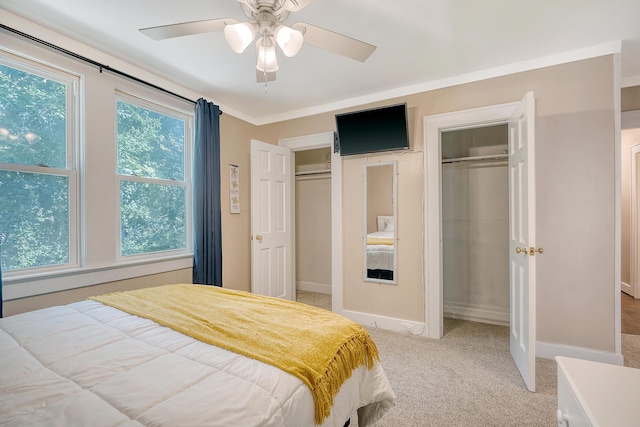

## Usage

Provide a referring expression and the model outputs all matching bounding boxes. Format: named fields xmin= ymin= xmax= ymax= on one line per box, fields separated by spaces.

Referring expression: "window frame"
xmin=0 ymin=54 xmax=79 ymax=276
xmin=114 ymin=91 xmax=193 ymax=263
xmin=0 ymin=40 xmax=197 ymax=301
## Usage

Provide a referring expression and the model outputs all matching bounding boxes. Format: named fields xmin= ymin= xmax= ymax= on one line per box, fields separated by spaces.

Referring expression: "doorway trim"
xmin=624 ymin=110 xmax=640 ymax=300
xmin=279 ymin=132 xmax=343 ymax=313
xmin=424 ymin=102 xmax=519 ymax=339
xmin=630 ymin=142 xmax=640 ymax=298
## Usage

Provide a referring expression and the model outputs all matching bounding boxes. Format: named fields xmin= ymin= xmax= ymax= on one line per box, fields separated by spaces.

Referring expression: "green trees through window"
xmin=116 ymin=99 xmax=189 ymax=257
xmin=0 ymin=63 xmax=73 ymax=271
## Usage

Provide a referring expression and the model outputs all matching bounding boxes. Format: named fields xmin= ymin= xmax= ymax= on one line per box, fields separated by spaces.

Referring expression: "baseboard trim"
xmin=340 ymin=309 xmax=426 ymax=336
xmin=443 ymin=301 xmax=509 ymax=326
xmin=296 ymin=280 xmax=331 ymax=294
xmin=341 ymin=309 xmax=624 ymax=365
xmin=622 ymin=281 xmax=632 ymax=295
xmin=536 ymin=341 xmax=623 ymax=365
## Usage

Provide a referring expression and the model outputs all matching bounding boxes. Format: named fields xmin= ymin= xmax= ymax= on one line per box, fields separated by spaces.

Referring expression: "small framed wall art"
xmin=229 ymin=163 xmax=240 ymax=214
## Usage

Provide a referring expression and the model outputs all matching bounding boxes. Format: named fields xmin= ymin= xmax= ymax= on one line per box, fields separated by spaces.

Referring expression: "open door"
xmin=250 ymin=139 xmax=293 ymax=300
xmin=509 ymin=92 xmax=537 ymax=391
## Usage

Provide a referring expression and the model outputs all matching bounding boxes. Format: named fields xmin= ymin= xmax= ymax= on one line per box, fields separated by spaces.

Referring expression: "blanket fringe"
xmin=312 ymin=330 xmax=380 ymax=424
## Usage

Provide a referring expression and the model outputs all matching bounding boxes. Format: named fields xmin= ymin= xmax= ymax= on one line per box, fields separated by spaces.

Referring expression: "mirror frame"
xmin=363 ymin=161 xmax=397 ymax=284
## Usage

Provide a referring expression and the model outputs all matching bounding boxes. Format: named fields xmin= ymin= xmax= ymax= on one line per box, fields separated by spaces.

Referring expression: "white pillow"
xmin=382 ymin=218 xmax=394 ymax=231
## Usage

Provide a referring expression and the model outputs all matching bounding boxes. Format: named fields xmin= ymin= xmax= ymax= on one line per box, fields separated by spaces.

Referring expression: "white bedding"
xmin=366 ymin=231 xmax=395 ymax=271
xmin=0 ymin=300 xmax=395 ymax=427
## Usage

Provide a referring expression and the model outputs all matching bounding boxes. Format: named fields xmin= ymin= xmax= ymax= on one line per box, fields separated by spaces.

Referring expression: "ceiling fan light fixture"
xmin=224 ymin=22 xmax=256 ymax=53
xmin=274 ymin=25 xmax=304 ymax=57
xmin=256 ymin=36 xmax=279 ymax=73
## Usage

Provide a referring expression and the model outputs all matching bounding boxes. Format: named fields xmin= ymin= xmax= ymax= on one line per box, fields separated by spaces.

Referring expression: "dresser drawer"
xmin=556 ymin=356 xmax=640 ymax=427
xmin=557 ymin=362 xmax=590 ymax=427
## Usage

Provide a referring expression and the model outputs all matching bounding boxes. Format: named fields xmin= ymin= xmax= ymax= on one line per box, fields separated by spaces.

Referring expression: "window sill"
xmin=3 ymin=254 xmax=193 ymax=300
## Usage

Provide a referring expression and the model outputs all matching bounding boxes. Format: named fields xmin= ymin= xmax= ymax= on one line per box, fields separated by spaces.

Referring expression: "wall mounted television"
xmin=335 ymin=103 xmax=410 ymax=156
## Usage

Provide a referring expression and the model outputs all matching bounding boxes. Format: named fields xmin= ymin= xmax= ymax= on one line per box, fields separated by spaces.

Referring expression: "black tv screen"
xmin=335 ymin=103 xmax=410 ymax=156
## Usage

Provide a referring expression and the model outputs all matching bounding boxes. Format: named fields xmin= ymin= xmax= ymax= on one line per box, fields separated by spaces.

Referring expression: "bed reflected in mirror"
xmin=364 ymin=161 xmax=397 ymax=284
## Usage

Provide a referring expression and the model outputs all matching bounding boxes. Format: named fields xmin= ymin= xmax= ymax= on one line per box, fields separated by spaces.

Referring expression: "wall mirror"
xmin=363 ymin=161 xmax=397 ymax=284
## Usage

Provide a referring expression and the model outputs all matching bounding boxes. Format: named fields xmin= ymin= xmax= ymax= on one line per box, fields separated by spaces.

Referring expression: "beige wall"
xmin=442 ymin=163 xmax=509 ymax=323
xmin=256 ymin=55 xmax=616 ymax=351
xmin=622 ymin=86 xmax=640 ymax=112
xmin=344 ymin=152 xmax=424 ymax=319
xmin=295 ymin=176 xmax=332 ymax=288
xmin=219 ymin=114 xmax=260 ymax=292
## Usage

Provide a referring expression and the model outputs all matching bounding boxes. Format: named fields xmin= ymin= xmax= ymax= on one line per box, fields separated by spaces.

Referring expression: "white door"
xmin=250 ymin=139 xmax=293 ymax=300
xmin=508 ymin=92 xmax=537 ymax=392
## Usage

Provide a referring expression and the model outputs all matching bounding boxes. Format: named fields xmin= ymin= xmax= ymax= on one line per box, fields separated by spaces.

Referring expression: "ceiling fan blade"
xmin=257 ymin=70 xmax=277 ymax=83
xmin=292 ymin=22 xmax=376 ymax=62
xmin=140 ymin=18 xmax=238 ymax=41
xmin=283 ymin=0 xmax=315 ymax=12
xmin=235 ymin=0 xmax=256 ymax=11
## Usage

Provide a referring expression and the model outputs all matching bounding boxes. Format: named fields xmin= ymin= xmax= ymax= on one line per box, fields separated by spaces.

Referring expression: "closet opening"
xmin=440 ymin=123 xmax=509 ymax=335
xmin=294 ymin=147 xmax=333 ymax=304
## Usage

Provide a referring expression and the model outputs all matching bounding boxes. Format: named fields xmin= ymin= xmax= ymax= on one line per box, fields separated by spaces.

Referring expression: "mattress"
xmin=0 ymin=299 xmax=395 ymax=427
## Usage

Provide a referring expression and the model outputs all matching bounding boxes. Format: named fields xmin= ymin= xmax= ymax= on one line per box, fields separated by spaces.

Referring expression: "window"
xmin=0 ymin=60 xmax=77 ymax=272
xmin=0 ymin=43 xmax=195 ymax=299
xmin=116 ymin=95 xmax=191 ymax=258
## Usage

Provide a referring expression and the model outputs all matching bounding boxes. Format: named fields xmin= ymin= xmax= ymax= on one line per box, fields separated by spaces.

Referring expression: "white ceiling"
xmin=1 ymin=0 xmax=639 ymax=125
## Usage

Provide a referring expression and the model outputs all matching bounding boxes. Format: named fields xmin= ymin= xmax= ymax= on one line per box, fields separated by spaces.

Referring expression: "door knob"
xmin=515 ymin=247 xmax=527 ymax=254
xmin=529 ymin=247 xmax=543 ymax=256
xmin=255 ymin=235 xmax=263 ymax=241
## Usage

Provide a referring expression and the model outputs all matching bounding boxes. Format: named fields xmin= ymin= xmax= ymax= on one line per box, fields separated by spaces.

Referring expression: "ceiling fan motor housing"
xmin=255 ymin=10 xmax=279 ymax=35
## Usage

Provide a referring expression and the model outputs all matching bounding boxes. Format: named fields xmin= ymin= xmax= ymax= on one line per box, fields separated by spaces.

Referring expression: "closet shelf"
xmin=441 ymin=154 xmax=508 ymax=164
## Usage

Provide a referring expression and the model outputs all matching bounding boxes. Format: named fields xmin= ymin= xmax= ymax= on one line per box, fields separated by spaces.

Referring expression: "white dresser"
xmin=556 ymin=356 xmax=640 ymax=426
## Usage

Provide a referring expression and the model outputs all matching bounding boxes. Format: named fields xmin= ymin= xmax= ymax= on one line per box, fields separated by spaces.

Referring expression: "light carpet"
xmin=296 ymin=291 xmax=640 ymax=427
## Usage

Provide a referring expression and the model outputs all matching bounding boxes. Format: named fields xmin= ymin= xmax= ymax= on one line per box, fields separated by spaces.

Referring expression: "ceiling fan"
xmin=139 ymin=0 xmax=376 ymax=83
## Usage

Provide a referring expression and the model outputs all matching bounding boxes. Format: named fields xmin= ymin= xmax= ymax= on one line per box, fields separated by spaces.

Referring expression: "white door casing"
xmin=625 ymin=110 xmax=640 ymax=300
xmin=278 ymin=132 xmax=339 ymax=309
xmin=250 ymin=139 xmax=293 ymax=300
xmin=508 ymin=92 xmax=536 ymax=392
xmin=424 ymin=93 xmax=536 ymax=392
xmin=424 ymin=101 xmax=521 ymax=339
xmin=630 ymin=143 xmax=640 ymax=298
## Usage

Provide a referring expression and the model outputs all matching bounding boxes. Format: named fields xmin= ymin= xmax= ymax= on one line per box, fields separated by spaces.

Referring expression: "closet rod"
xmin=441 ymin=154 xmax=508 ymax=165
xmin=0 ymin=23 xmax=222 ymax=114
xmin=295 ymin=170 xmax=331 ymax=177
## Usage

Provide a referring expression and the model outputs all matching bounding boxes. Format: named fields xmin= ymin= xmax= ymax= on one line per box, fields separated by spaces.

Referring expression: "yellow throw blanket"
xmin=366 ymin=236 xmax=394 ymax=245
xmin=90 ymin=284 xmax=379 ymax=425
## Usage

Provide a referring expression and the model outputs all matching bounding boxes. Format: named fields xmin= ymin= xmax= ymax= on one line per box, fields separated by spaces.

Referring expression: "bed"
xmin=366 ymin=216 xmax=395 ymax=280
xmin=0 ymin=284 xmax=395 ymax=427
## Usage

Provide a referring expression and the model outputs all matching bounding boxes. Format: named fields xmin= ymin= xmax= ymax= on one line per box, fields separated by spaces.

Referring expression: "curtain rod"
xmin=0 ymin=23 xmax=222 ymax=114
